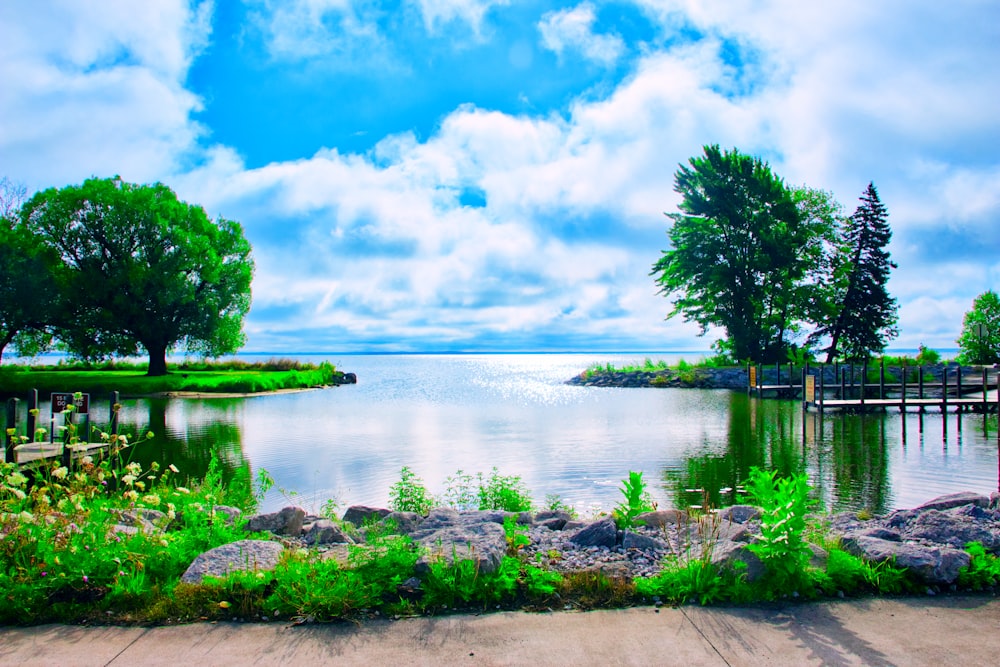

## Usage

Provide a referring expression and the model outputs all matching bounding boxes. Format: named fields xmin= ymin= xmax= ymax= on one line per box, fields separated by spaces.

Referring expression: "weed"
xmin=744 ymin=467 xmax=816 ymax=596
xmin=958 ymin=542 xmax=1000 ymax=590
xmin=612 ymin=471 xmax=655 ymax=530
xmin=476 ymin=468 xmax=532 ymax=512
xmin=389 ymin=467 xmax=434 ymax=514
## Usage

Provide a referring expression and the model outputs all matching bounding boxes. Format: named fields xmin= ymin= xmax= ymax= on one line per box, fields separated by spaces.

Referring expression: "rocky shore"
xmin=150 ymin=491 xmax=1000 ymax=596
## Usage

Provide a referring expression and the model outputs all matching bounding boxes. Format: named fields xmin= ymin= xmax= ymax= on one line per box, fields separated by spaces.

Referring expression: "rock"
xmin=635 ymin=509 xmax=687 ymax=528
xmin=245 ymin=506 xmax=305 ymax=536
xmin=534 ymin=510 xmax=572 ymax=531
xmin=621 ymin=531 xmax=666 ymax=551
xmin=212 ymin=506 xmax=243 ymax=526
xmin=181 ymin=540 xmax=284 ymax=584
xmin=342 ymin=505 xmax=391 ymax=528
xmin=569 ymin=518 xmax=618 ymax=548
xmin=397 ymin=576 xmax=423 ymax=601
xmin=906 ymin=508 xmax=1000 ymax=550
xmin=411 ymin=510 xmax=509 ymax=575
xmin=381 ymin=511 xmax=424 ymax=535
xmin=718 ymin=505 xmax=761 ymax=524
xmin=915 ymin=492 xmax=990 ymax=512
xmin=841 ymin=535 xmax=970 ymax=584
xmin=303 ymin=519 xmax=355 ymax=545
xmin=711 ymin=541 xmax=766 ymax=582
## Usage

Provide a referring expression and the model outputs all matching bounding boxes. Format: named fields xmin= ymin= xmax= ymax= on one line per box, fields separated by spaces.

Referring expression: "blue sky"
xmin=2 ymin=1 xmax=998 ymax=354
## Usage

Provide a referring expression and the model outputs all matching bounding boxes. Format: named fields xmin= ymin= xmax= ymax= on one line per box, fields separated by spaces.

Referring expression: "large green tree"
xmin=651 ymin=145 xmax=827 ymax=363
xmin=811 ymin=183 xmax=898 ymax=361
xmin=19 ymin=177 xmax=254 ymax=375
xmin=957 ymin=290 xmax=1000 ymax=364
xmin=0 ymin=177 xmax=56 ymax=363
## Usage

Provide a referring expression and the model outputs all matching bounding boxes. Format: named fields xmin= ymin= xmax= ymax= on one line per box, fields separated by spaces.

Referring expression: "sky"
xmin=2 ymin=0 xmax=998 ymax=354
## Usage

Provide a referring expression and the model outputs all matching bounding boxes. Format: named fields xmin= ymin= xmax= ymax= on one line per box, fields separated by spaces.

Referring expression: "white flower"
xmin=168 ymin=464 xmax=179 ymax=474
xmin=51 ymin=466 xmax=68 ymax=480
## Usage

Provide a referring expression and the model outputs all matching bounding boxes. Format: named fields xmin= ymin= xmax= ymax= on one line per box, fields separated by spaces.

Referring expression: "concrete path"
xmin=2 ymin=595 xmax=999 ymax=666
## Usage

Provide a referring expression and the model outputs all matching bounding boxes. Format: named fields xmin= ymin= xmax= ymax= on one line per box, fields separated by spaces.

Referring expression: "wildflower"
xmin=150 ymin=462 xmax=160 ymax=472
xmin=176 ymin=487 xmax=190 ymax=495
xmin=168 ymin=464 xmax=179 ymax=474
xmin=81 ymin=455 xmax=93 ymax=465
xmin=41 ymin=571 xmax=47 ymax=577
xmin=18 ymin=510 xmax=34 ymax=523
xmin=126 ymin=462 xmax=141 ymax=475
xmin=218 ymin=601 xmax=231 ymax=609
xmin=4 ymin=428 xmax=14 ymax=437
xmin=52 ymin=466 xmax=68 ymax=480
xmin=5 ymin=472 xmax=28 ymax=487
xmin=9 ymin=488 xmax=26 ymax=500
xmin=121 ymin=474 xmax=136 ymax=486
xmin=146 ymin=431 xmax=154 ymax=439
xmin=99 ymin=432 xmax=109 ymax=441
xmin=83 ymin=575 xmax=89 ymax=583
xmin=124 ymin=490 xmax=139 ymax=502
xmin=29 ymin=408 xmax=39 ymax=418
xmin=135 ymin=481 xmax=146 ymax=491
xmin=142 ymin=494 xmax=161 ymax=506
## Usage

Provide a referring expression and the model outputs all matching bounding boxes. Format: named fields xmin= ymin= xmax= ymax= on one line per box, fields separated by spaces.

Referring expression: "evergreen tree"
xmin=813 ymin=183 xmax=898 ymax=361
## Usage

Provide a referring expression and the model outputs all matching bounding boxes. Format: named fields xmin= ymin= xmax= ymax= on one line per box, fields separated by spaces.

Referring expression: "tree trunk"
xmin=146 ymin=343 xmax=169 ymax=376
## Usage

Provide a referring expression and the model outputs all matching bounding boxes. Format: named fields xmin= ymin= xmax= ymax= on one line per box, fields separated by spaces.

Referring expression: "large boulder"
xmin=411 ymin=509 xmax=508 ymax=575
xmin=245 ymin=506 xmax=305 ymax=536
xmin=569 ymin=517 xmax=618 ymax=548
xmin=342 ymin=505 xmax=391 ymax=528
xmin=914 ymin=492 xmax=990 ymax=512
xmin=303 ymin=519 xmax=355 ymax=546
xmin=181 ymin=540 xmax=284 ymax=584
xmin=841 ymin=535 xmax=970 ymax=584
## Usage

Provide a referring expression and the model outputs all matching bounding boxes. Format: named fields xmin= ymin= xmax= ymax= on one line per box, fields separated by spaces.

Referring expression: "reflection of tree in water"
xmin=666 ymin=394 xmax=804 ymax=510
xmin=116 ymin=398 xmax=251 ymax=491
xmin=827 ymin=414 xmax=890 ymax=515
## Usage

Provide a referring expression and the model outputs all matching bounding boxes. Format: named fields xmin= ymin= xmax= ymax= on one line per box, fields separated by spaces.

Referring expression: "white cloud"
xmin=0 ymin=0 xmax=212 ymax=190
xmin=410 ymin=0 xmax=509 ymax=36
xmin=538 ymin=3 xmax=625 ymax=65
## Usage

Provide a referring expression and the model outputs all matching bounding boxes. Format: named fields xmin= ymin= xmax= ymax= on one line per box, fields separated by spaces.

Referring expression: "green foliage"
xmin=915 ymin=345 xmax=941 ymax=365
xmin=957 ymin=290 xmax=1000 ymax=364
xmin=18 ymin=177 xmax=254 ymax=376
xmin=477 ymin=467 xmax=532 ymax=512
xmin=813 ymin=183 xmax=898 ymax=362
xmin=612 ymin=471 xmax=656 ymax=530
xmin=652 ymin=146 xmax=833 ymax=364
xmin=389 ymin=467 xmax=434 ymax=514
xmin=744 ymin=467 xmax=816 ymax=595
xmin=0 ymin=362 xmax=342 ymax=396
xmin=958 ymin=542 xmax=1000 ymax=590
xmin=636 ymin=559 xmax=731 ymax=606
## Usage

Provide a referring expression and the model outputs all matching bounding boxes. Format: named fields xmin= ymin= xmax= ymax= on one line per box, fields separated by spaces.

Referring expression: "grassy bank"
xmin=0 ymin=359 xmax=346 ymax=397
xmin=4 ymin=446 xmax=999 ymax=627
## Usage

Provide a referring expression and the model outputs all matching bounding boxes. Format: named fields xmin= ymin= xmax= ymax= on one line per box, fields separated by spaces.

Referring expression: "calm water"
xmin=9 ymin=354 xmax=1000 ymax=515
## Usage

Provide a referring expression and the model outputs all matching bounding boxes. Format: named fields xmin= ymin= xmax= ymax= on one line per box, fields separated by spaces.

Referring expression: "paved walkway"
xmin=2 ymin=595 xmax=999 ymax=666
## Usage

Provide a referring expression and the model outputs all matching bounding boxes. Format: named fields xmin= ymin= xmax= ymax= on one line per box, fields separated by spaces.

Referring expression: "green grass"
xmin=583 ymin=355 xmax=735 ymax=377
xmin=0 ymin=360 xmax=344 ymax=397
xmin=0 ymin=461 xmax=956 ymax=627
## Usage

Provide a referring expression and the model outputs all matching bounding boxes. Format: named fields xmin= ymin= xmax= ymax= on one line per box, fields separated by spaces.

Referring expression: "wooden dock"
xmin=11 ymin=441 xmax=113 ymax=468
xmin=748 ymin=362 xmax=999 ymax=413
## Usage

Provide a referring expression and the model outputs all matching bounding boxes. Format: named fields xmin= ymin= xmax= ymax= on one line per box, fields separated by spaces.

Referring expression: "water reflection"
xmin=5 ymin=355 xmax=997 ymax=515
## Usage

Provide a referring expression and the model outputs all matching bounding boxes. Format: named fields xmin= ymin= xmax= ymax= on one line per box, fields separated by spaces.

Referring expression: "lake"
xmin=12 ymin=354 xmax=1000 ymax=515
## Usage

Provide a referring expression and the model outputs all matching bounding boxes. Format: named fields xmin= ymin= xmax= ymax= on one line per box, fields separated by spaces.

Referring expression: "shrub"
xmin=388 ymin=467 xmax=434 ymax=514
xmin=612 ymin=471 xmax=655 ymax=530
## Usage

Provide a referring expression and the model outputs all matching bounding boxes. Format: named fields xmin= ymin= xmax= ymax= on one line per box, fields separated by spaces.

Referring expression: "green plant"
xmin=958 ymin=542 xmax=1000 ymax=590
xmin=744 ymin=467 xmax=816 ymax=596
xmin=389 ymin=467 xmax=434 ymax=514
xmin=477 ymin=468 xmax=532 ymax=512
xmin=612 ymin=471 xmax=655 ymax=530
xmin=915 ymin=345 xmax=940 ymax=365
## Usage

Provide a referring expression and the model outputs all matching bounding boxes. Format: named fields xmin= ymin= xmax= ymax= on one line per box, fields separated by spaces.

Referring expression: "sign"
xmin=51 ymin=392 xmax=90 ymax=415
xmin=749 ymin=366 xmax=757 ymax=388
xmin=805 ymin=375 xmax=815 ymax=402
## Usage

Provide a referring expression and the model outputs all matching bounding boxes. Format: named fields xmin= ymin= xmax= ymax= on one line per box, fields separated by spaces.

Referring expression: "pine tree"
xmin=815 ymin=183 xmax=898 ymax=362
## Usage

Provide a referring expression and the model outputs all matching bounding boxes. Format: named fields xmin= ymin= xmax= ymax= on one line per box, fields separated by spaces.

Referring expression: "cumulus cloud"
xmin=3 ymin=0 xmax=998 ymax=352
xmin=538 ymin=3 xmax=626 ymax=65
xmin=0 ymin=0 xmax=212 ymax=190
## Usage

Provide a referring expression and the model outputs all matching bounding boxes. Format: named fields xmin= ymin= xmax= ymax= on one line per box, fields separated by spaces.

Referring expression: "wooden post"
xmin=901 ymin=362 xmax=908 ymax=412
xmin=840 ymin=368 xmax=847 ymax=401
xmin=942 ymin=366 xmax=949 ymax=413
xmin=4 ymin=398 xmax=18 ymax=464
xmin=109 ymin=391 xmax=120 ymax=436
xmin=983 ymin=367 xmax=989 ymax=413
xmin=818 ymin=364 xmax=826 ymax=412
xmin=26 ymin=389 xmax=37 ymax=443
xmin=860 ymin=362 xmax=866 ymax=410
xmin=879 ymin=359 xmax=886 ymax=399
